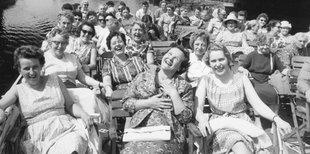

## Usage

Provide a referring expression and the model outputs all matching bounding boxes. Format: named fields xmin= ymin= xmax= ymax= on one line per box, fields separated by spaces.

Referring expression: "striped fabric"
xmin=101 ymin=56 xmax=149 ymax=88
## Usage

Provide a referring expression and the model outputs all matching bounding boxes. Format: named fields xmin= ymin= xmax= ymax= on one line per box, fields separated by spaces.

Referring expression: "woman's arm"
xmin=102 ymin=75 xmax=113 ymax=97
xmin=76 ymin=66 xmax=102 ymax=87
xmin=241 ymin=33 xmax=249 ymax=47
xmin=146 ymin=52 xmax=155 ymax=65
xmin=194 ymin=77 xmax=210 ymax=136
xmin=243 ymin=75 xmax=276 ymax=120
xmin=243 ymin=75 xmax=291 ymax=134
xmin=0 ymin=86 xmax=18 ymax=110
xmin=88 ymin=47 xmax=97 ymax=70
xmin=58 ymin=77 xmax=93 ymax=128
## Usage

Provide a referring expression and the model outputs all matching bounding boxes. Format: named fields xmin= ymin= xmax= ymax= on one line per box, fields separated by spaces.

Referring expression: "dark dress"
xmin=241 ymin=51 xmax=285 ymax=108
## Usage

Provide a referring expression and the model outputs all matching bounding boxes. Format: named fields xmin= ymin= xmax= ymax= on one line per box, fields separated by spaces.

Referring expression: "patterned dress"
xmin=65 ymin=38 xmax=96 ymax=66
xmin=125 ymin=39 xmax=154 ymax=63
xmin=215 ymin=30 xmax=254 ymax=55
xmin=203 ymin=72 xmax=266 ymax=154
xmin=16 ymin=74 xmax=97 ymax=154
xmin=101 ymin=56 xmax=149 ymax=89
xmin=121 ymin=68 xmax=193 ymax=154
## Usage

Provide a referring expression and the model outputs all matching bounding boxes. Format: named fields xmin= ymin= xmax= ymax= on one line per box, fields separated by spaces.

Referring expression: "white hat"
xmin=223 ymin=14 xmax=239 ymax=25
xmin=280 ymin=21 xmax=292 ymax=28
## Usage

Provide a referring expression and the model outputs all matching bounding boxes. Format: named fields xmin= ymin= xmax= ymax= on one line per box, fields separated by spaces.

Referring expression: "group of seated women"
xmin=0 ymin=32 xmax=294 ymax=154
xmin=0 ymin=3 xmax=300 ymax=154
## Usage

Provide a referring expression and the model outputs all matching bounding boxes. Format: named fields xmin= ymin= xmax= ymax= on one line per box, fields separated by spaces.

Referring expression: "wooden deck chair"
xmin=151 ymin=41 xmax=175 ymax=65
xmin=107 ymin=89 xmax=129 ymax=154
xmin=0 ymin=75 xmax=24 ymax=154
xmin=279 ymin=56 xmax=310 ymax=154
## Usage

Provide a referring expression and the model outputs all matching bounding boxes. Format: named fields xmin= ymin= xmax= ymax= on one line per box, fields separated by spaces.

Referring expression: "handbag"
xmin=122 ymin=125 xmax=171 ymax=142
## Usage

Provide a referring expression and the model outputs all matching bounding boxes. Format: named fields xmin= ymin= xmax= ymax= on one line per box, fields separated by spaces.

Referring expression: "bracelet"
xmin=272 ymin=115 xmax=279 ymax=122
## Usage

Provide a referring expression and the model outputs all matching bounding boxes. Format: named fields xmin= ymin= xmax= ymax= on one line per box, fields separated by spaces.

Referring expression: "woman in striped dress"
xmin=102 ymin=32 xmax=149 ymax=98
xmin=195 ymin=44 xmax=291 ymax=154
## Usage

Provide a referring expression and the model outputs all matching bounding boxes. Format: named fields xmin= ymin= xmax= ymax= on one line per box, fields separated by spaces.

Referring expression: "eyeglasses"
xmin=81 ymin=29 xmax=93 ymax=35
xmin=74 ymin=17 xmax=81 ymax=21
xmin=52 ymin=41 xmax=68 ymax=46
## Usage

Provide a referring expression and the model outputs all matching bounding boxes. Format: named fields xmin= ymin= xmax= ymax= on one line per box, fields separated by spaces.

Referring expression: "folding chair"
xmin=280 ymin=56 xmax=310 ymax=154
xmin=106 ymin=89 xmax=130 ymax=154
xmin=0 ymin=75 xmax=24 ymax=154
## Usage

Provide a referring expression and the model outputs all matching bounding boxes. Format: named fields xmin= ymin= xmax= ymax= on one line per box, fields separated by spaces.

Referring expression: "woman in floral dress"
xmin=125 ymin=21 xmax=155 ymax=65
xmin=121 ymin=46 xmax=193 ymax=153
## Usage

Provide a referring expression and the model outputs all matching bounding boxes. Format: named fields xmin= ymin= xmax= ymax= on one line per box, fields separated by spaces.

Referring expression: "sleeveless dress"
xmin=203 ymin=72 xmax=269 ymax=154
xmin=17 ymin=74 xmax=96 ymax=154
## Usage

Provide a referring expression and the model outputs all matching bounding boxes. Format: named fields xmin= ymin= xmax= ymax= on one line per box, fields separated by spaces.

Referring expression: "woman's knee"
xmin=231 ymin=141 xmax=252 ymax=154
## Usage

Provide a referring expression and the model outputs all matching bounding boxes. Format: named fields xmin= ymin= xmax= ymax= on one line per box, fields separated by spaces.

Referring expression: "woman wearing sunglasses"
xmin=65 ymin=21 xmax=97 ymax=74
xmin=256 ymin=13 xmax=269 ymax=35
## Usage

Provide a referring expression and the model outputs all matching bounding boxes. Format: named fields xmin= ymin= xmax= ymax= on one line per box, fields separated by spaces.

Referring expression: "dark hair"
xmin=77 ymin=21 xmax=96 ymax=37
xmin=106 ymin=32 xmax=127 ymax=50
xmin=87 ymin=11 xmax=97 ymax=19
xmin=73 ymin=11 xmax=82 ymax=18
xmin=141 ymin=14 xmax=153 ymax=23
xmin=62 ymin=3 xmax=74 ymax=11
xmin=142 ymin=1 xmax=149 ymax=6
xmin=237 ymin=10 xmax=247 ymax=18
xmin=266 ymin=19 xmax=281 ymax=32
xmin=195 ymin=7 xmax=202 ymax=12
xmin=72 ymin=3 xmax=80 ymax=10
xmin=106 ymin=1 xmax=115 ymax=7
xmin=120 ymin=1 xmax=126 ymax=6
xmin=14 ymin=45 xmax=45 ymax=70
xmin=189 ymin=31 xmax=210 ymax=50
xmin=166 ymin=4 xmax=175 ymax=11
xmin=104 ymin=12 xmax=116 ymax=20
xmin=167 ymin=44 xmax=190 ymax=75
xmin=257 ymin=13 xmax=269 ymax=22
xmin=122 ymin=6 xmax=130 ymax=13
xmin=205 ymin=43 xmax=232 ymax=66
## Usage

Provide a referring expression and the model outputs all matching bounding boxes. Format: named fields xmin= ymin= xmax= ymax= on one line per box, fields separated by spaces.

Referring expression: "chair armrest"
xmin=187 ymin=122 xmax=203 ymax=138
xmin=0 ymin=105 xmax=20 ymax=145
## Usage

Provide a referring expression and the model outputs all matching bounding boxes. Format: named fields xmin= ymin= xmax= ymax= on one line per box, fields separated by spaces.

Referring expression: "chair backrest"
xmin=151 ymin=41 xmax=175 ymax=64
xmin=289 ymin=56 xmax=310 ymax=94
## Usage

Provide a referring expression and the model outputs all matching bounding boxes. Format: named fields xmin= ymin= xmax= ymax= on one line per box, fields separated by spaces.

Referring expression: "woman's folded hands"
xmin=148 ymin=93 xmax=172 ymax=112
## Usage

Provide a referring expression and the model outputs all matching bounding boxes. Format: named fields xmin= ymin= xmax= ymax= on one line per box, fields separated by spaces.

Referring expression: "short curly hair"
xmin=205 ymin=43 xmax=232 ymax=66
xmin=77 ymin=21 xmax=96 ymax=37
xmin=14 ymin=45 xmax=45 ymax=70
xmin=57 ymin=11 xmax=74 ymax=23
xmin=166 ymin=44 xmax=190 ymax=75
xmin=189 ymin=31 xmax=210 ymax=50
xmin=106 ymin=32 xmax=127 ymax=50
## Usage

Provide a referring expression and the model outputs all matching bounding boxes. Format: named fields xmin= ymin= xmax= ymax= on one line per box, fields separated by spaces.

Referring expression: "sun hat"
xmin=280 ymin=20 xmax=292 ymax=28
xmin=223 ymin=14 xmax=239 ymax=25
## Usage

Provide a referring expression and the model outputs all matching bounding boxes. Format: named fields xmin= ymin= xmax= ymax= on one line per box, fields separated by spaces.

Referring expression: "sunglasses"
xmin=74 ymin=18 xmax=81 ymax=21
xmin=81 ymin=29 xmax=93 ymax=35
xmin=52 ymin=41 xmax=68 ymax=46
